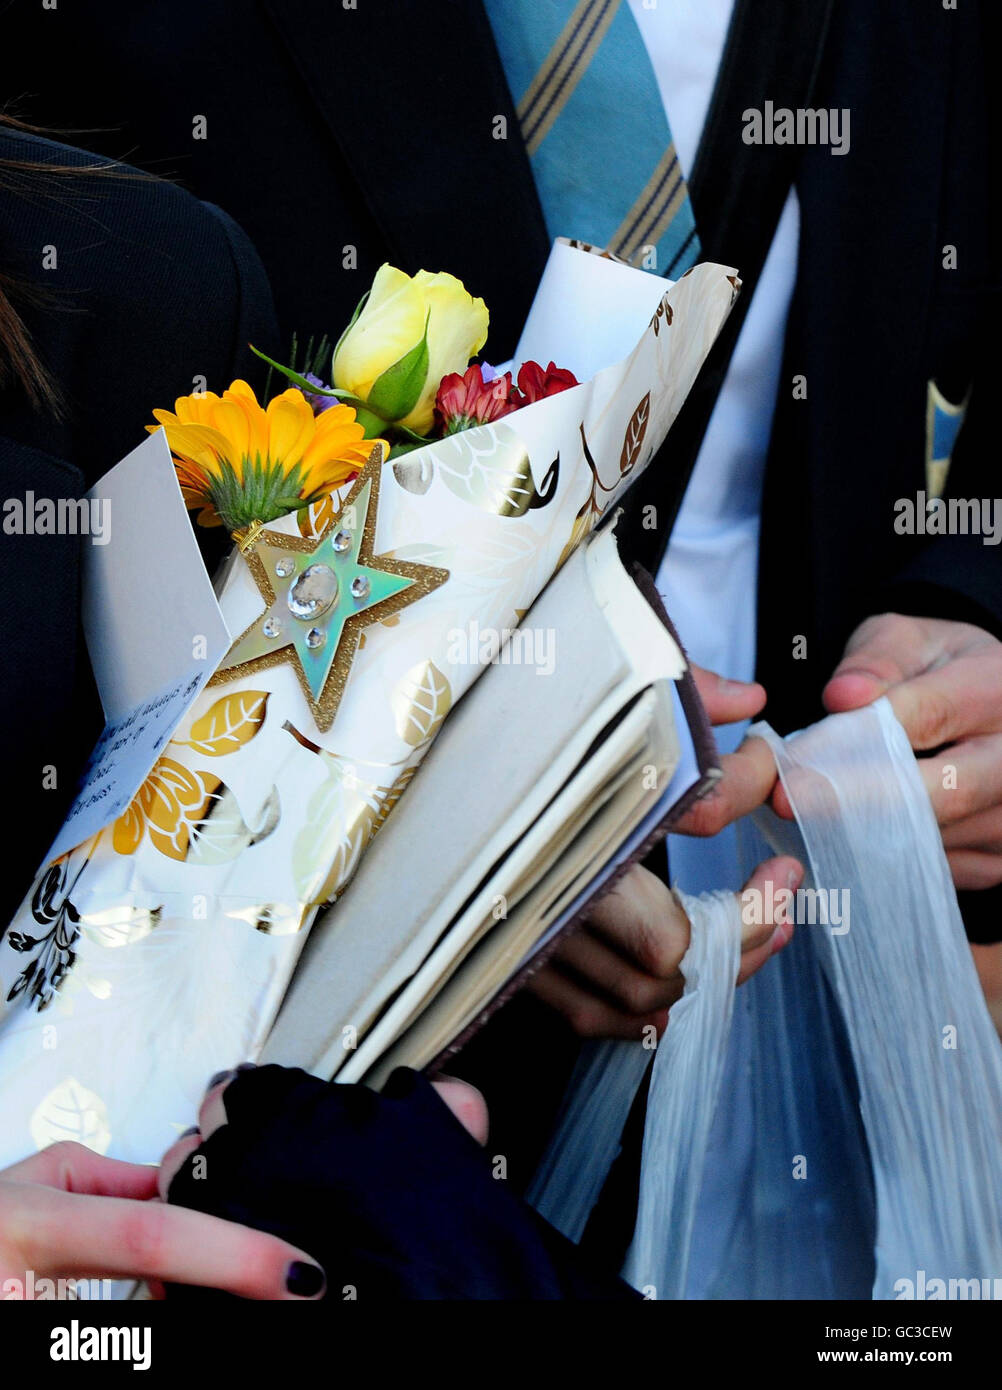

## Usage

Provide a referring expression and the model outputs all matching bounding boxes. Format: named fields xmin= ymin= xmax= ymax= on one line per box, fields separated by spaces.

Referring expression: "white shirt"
xmin=628 ymin=0 xmax=800 ymax=894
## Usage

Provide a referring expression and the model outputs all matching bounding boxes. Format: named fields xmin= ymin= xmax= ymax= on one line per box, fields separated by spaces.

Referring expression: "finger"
xmin=674 ymin=736 xmax=778 ymax=837
xmin=554 ymin=926 xmax=686 ymax=1015
xmin=822 ymin=668 xmax=892 ymax=714
xmin=914 ymin=734 xmax=1002 ymax=826
xmin=885 ymin=659 xmax=1002 ymax=749
xmin=942 ymin=805 xmax=1002 ymax=854
xmin=429 ymin=1078 xmax=489 ymax=1145
xmin=821 ymin=618 xmax=919 ymax=714
xmin=826 ymin=651 xmax=1002 ymax=749
xmin=737 ymin=856 xmax=804 ymax=954
xmin=196 ymin=1068 xmax=244 ymax=1140
xmin=157 ymin=1130 xmax=202 ymax=1201
xmin=945 ymin=849 xmax=1002 ymax=891
xmin=527 ymin=964 xmax=669 ymax=1041
xmin=585 ymin=865 xmax=689 ymax=980
xmin=691 ymin=664 xmax=767 ymax=727
xmin=3 ymin=1143 xmax=159 ymax=1201
xmin=736 ymin=924 xmax=793 ymax=985
xmin=22 ymin=1186 xmax=326 ymax=1298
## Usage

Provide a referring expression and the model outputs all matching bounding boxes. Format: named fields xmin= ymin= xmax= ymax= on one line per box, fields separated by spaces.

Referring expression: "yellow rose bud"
xmin=332 ymin=264 xmax=489 ymax=436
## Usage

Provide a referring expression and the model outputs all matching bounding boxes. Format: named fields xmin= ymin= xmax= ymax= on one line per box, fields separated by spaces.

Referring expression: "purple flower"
xmin=301 ymin=371 xmax=338 ymax=415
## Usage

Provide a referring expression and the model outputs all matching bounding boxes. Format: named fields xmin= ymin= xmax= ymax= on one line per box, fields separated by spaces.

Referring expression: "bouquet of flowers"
xmin=0 ymin=241 xmax=738 ymax=1163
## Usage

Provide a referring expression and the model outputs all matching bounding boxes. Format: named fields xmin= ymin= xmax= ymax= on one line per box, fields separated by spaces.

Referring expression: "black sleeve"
xmin=166 ymin=1065 xmax=640 ymax=1302
xmin=202 ymin=200 xmax=282 ymax=388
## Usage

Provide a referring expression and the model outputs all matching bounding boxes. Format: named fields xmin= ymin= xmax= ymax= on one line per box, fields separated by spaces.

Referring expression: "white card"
xmin=47 ymin=432 xmax=231 ymax=860
xmin=514 ymin=239 xmax=672 ymax=382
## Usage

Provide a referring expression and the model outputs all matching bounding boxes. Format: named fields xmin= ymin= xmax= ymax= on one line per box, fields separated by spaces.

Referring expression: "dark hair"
xmin=0 ymin=111 xmax=135 ymax=415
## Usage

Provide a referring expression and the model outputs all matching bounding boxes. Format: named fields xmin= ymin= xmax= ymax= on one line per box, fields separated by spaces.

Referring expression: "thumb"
xmin=733 ymin=856 xmax=803 ymax=986
xmin=431 ymin=1077 xmax=489 ymax=1145
xmin=822 ymin=665 xmax=889 ymax=713
xmin=691 ymin=663 xmax=767 ymax=726
xmin=822 ymin=619 xmax=914 ymax=714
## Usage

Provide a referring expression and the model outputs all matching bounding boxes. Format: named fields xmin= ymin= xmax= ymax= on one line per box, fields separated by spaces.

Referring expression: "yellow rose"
xmin=332 ymin=264 xmax=489 ymax=436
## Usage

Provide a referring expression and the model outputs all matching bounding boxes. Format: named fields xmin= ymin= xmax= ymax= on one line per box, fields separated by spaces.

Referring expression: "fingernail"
xmin=180 ymin=1125 xmax=200 ymax=1138
xmin=207 ymin=1069 xmax=233 ymax=1089
xmin=787 ymin=865 xmax=803 ymax=890
xmin=236 ymin=1062 xmax=257 ymax=1073
xmin=286 ymin=1261 xmax=326 ymax=1298
xmin=717 ymin=677 xmax=751 ymax=696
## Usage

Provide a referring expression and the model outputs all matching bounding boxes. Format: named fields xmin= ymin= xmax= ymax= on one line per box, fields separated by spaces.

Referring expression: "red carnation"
xmin=514 ymin=360 xmax=579 ymax=404
xmin=435 ymin=364 xmax=517 ymax=435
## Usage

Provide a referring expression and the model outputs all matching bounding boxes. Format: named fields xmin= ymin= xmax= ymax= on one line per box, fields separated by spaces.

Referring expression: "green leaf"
xmin=249 ymin=345 xmax=351 ymax=399
xmin=365 ymin=312 xmax=430 ymax=423
xmin=391 ymin=421 xmax=434 ymax=445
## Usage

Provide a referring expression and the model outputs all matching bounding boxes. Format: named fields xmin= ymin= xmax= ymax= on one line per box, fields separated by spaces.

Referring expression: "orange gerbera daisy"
xmin=149 ymin=379 xmax=384 ymax=531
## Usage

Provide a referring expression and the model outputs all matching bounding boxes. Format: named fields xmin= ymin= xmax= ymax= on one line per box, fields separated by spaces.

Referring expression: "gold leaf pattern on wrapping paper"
xmin=556 ymin=497 xmax=599 ymax=572
xmin=290 ymin=753 xmax=418 ymax=905
xmin=392 ymin=660 xmax=451 ymax=747
xmin=317 ymin=765 xmax=420 ymax=903
xmin=179 ymin=690 xmax=270 ymax=757
xmin=649 ymin=297 xmax=673 ymax=336
xmin=82 ymin=903 xmax=162 ymax=950
xmin=620 ymin=392 xmax=651 ymax=476
xmin=30 ymin=1076 xmax=111 ymax=1154
xmin=372 ymin=765 xmax=417 ymax=834
xmin=316 ymin=798 xmax=380 ymax=906
xmin=111 ymin=756 xmax=279 ymax=863
xmin=186 ymin=783 xmax=281 ymax=866
xmin=555 ymin=422 xmax=616 ymax=571
xmin=436 ymin=426 xmax=536 ymax=515
xmin=392 ymin=425 xmax=542 ymax=516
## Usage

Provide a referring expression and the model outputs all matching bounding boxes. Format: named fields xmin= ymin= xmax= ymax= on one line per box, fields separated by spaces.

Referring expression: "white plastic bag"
xmin=529 ymin=699 xmax=1002 ymax=1299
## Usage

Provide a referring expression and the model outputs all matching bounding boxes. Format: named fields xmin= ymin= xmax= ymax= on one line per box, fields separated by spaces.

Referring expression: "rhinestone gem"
xmin=287 ymin=563 xmax=338 ymax=620
xmin=274 ymin=556 xmax=294 ymax=578
xmin=262 ymin=617 xmax=282 ymax=639
xmin=333 ymin=529 xmax=352 ymax=553
xmin=350 ymin=575 xmax=370 ymax=601
xmin=305 ymin=627 xmax=325 ymax=650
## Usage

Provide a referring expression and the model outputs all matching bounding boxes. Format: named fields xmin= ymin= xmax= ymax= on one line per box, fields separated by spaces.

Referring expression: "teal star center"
xmin=221 ymin=477 xmax=413 ymax=701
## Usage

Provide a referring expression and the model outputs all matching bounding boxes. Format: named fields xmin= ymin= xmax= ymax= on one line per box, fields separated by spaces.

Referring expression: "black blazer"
xmin=7 ymin=0 xmax=1000 ymax=943
xmin=0 ymin=128 xmax=280 ymax=925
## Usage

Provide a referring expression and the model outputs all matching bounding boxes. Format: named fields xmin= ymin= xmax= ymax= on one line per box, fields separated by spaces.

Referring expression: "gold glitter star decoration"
xmin=209 ymin=446 xmax=449 ymax=733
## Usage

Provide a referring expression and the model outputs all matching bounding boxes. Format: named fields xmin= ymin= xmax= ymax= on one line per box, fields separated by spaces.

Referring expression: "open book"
xmin=261 ymin=518 xmax=720 ymax=1084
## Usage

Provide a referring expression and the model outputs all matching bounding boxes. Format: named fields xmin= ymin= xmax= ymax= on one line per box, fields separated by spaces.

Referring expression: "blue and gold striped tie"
xmin=488 ymin=0 xmax=701 ymax=275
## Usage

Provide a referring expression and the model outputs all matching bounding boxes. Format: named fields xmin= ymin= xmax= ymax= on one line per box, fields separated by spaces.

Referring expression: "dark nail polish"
xmin=207 ymin=1069 xmax=232 ymax=1089
xmin=236 ymin=1062 xmax=257 ymax=1073
xmin=180 ymin=1125 xmax=200 ymax=1138
xmin=286 ymin=1261 xmax=326 ymax=1298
